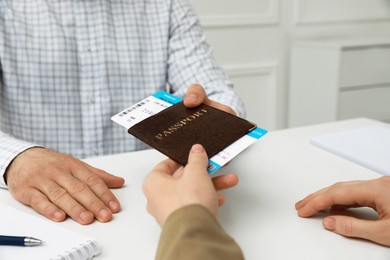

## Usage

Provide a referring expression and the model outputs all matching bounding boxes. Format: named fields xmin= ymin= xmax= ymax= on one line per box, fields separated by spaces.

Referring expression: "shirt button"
xmin=89 ymin=96 xmax=95 ymax=103
xmin=94 ymin=148 xmax=99 ymax=155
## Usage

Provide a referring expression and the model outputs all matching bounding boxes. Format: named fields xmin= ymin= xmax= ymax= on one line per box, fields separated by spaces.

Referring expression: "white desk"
xmin=2 ymin=118 xmax=389 ymax=259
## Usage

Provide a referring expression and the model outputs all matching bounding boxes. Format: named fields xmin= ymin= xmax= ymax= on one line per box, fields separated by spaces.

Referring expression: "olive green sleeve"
xmin=156 ymin=204 xmax=244 ymax=260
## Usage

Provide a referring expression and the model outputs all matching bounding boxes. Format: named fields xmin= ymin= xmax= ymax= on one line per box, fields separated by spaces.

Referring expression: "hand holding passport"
xmin=128 ymin=101 xmax=257 ymax=166
xmin=111 ymin=91 xmax=267 ymax=173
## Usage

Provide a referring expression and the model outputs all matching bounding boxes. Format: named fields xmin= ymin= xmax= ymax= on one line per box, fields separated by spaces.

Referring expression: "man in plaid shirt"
xmin=0 ymin=0 xmax=245 ymax=224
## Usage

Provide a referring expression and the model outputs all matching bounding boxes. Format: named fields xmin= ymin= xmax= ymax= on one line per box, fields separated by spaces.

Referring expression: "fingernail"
xmin=191 ymin=144 xmax=204 ymax=153
xmin=185 ymin=93 xmax=198 ymax=103
xmin=109 ymin=200 xmax=119 ymax=212
xmin=323 ymin=217 xmax=335 ymax=231
xmin=295 ymin=200 xmax=303 ymax=209
xmin=99 ymin=208 xmax=111 ymax=220
xmin=54 ymin=211 xmax=65 ymax=221
xmin=80 ymin=211 xmax=92 ymax=222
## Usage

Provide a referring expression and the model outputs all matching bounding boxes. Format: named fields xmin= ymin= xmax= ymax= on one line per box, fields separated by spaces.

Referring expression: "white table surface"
xmin=2 ymin=118 xmax=389 ymax=259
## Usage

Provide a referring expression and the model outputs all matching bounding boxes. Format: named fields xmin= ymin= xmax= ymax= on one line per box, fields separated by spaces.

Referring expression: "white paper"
xmin=0 ymin=203 xmax=100 ymax=260
xmin=310 ymin=125 xmax=390 ymax=176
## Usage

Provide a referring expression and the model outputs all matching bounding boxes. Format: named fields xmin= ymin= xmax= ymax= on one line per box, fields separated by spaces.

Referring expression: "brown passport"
xmin=128 ymin=102 xmax=257 ymax=166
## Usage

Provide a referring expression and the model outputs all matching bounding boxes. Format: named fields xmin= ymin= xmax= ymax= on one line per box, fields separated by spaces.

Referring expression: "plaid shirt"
xmin=0 ymin=0 xmax=245 ymax=187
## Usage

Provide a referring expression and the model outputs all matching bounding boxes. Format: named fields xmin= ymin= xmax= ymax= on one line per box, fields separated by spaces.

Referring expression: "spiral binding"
xmin=51 ymin=240 xmax=101 ymax=260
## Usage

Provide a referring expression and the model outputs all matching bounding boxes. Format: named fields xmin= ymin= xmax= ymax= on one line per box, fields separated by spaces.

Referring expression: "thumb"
xmin=186 ymin=144 xmax=209 ymax=173
xmin=183 ymin=84 xmax=208 ymax=108
xmin=323 ymin=216 xmax=390 ymax=246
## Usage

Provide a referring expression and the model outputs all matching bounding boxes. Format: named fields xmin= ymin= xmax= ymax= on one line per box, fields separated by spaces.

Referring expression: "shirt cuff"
xmin=0 ymin=133 xmax=41 ymax=188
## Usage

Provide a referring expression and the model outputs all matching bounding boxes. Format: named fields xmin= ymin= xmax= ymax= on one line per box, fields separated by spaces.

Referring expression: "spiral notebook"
xmin=0 ymin=202 xmax=101 ymax=260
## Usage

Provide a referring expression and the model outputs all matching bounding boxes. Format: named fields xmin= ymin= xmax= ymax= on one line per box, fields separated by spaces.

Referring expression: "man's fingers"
xmin=50 ymin=191 xmax=96 ymax=225
xmin=295 ymin=187 xmax=328 ymax=210
xmin=205 ymin=101 xmax=236 ymax=115
xmin=37 ymin=179 xmax=104 ymax=224
xmin=183 ymin=84 xmax=236 ymax=115
xmin=21 ymin=187 xmax=67 ymax=222
xmin=28 ymin=184 xmax=95 ymax=224
xmin=9 ymin=178 xmax=87 ymax=224
xmin=152 ymin=158 xmax=181 ymax=176
xmin=143 ymin=159 xmax=181 ymax=197
xmin=72 ymin=166 xmax=122 ymax=213
xmin=61 ymin=169 xmax=118 ymax=220
xmin=5 ymin=148 xmax=125 ymax=224
xmin=323 ymin=216 xmax=390 ymax=247
xmin=296 ymin=193 xmax=337 ymax=217
xmin=296 ymin=180 xmax=377 ymax=218
xmin=84 ymin=163 xmax=125 ymax=188
xmin=218 ymin=194 xmax=225 ymax=207
xmin=212 ymin=174 xmax=239 ymax=191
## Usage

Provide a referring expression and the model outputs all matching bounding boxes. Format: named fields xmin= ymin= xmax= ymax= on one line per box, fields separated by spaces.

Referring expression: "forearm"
xmin=167 ymin=0 xmax=246 ymax=118
xmin=156 ymin=204 xmax=244 ymax=260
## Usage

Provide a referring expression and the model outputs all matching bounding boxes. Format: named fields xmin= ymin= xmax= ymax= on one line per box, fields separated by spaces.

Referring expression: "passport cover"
xmin=128 ymin=102 xmax=257 ymax=166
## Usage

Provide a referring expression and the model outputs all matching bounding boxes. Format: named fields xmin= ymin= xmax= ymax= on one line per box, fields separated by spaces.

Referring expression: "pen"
xmin=0 ymin=235 xmax=43 ymax=246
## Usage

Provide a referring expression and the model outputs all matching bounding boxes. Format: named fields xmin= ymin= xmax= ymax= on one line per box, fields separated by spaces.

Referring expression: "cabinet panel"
xmin=288 ymin=46 xmax=340 ymax=127
xmin=190 ymin=0 xmax=272 ymax=19
xmin=289 ymin=38 xmax=390 ymax=127
xmin=339 ymin=86 xmax=390 ymax=122
xmin=340 ymin=46 xmax=390 ymax=88
xmin=295 ymin=0 xmax=390 ymax=24
xmin=229 ymin=70 xmax=276 ymax=129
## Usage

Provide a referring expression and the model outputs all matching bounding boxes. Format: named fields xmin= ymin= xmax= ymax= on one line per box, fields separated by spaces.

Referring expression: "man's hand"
xmin=143 ymin=144 xmax=239 ymax=227
xmin=183 ymin=84 xmax=236 ymax=115
xmin=5 ymin=148 xmax=125 ymax=225
xmin=295 ymin=176 xmax=390 ymax=247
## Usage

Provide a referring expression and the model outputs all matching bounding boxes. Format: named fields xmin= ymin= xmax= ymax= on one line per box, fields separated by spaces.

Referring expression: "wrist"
xmin=4 ymin=147 xmax=44 ymax=185
xmin=162 ymin=204 xmax=216 ymax=227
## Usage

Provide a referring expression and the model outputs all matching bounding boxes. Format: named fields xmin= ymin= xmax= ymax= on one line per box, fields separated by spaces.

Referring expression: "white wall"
xmin=189 ymin=0 xmax=390 ymax=130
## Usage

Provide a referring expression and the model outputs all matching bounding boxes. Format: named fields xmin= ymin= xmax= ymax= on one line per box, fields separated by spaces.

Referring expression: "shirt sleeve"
xmin=0 ymin=132 xmax=40 ymax=188
xmin=156 ymin=204 xmax=245 ymax=260
xmin=166 ymin=0 xmax=246 ymax=118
